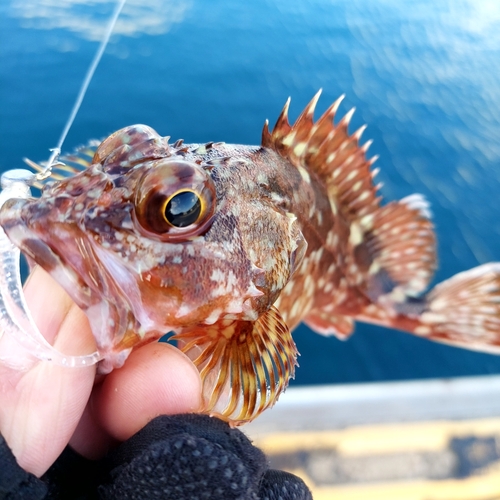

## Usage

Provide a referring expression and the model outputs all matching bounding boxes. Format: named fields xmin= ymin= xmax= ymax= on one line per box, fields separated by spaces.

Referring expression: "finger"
xmin=84 ymin=342 xmax=202 ymax=444
xmin=0 ymin=267 xmax=96 ymax=476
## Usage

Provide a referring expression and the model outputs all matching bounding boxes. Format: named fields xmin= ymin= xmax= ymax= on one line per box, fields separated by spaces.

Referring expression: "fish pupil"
xmin=164 ymin=191 xmax=202 ymax=227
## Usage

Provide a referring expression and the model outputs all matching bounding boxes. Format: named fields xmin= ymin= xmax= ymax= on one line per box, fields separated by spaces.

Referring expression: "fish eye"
xmin=163 ymin=190 xmax=202 ymax=228
xmin=135 ymin=160 xmax=216 ymax=240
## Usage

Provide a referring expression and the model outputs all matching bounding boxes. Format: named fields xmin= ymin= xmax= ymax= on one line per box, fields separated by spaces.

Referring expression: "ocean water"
xmin=1 ymin=0 xmax=500 ymax=386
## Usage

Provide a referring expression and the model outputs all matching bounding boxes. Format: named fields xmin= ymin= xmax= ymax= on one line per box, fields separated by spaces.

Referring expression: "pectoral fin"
xmin=357 ymin=194 xmax=436 ymax=300
xmin=172 ymin=306 xmax=298 ymax=425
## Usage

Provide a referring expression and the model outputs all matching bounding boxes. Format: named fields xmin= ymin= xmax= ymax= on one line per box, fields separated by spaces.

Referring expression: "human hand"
xmin=0 ymin=266 xmax=202 ymax=477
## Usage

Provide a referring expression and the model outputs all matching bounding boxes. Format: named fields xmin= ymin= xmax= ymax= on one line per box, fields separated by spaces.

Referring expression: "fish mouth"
xmin=0 ymin=196 xmax=162 ymax=354
xmin=0 ymin=197 xmax=97 ymax=309
xmin=0 ymin=197 xmax=145 ymax=363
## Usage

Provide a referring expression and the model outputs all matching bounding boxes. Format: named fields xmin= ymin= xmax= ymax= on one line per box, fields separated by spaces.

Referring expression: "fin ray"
xmin=360 ymin=194 xmax=436 ymax=299
xmin=416 ymin=263 xmax=500 ymax=352
xmin=263 ymin=92 xmax=381 ymax=220
xmin=24 ymin=140 xmax=101 ymax=188
xmin=172 ymin=306 xmax=298 ymax=425
xmin=304 ymin=312 xmax=354 ymax=339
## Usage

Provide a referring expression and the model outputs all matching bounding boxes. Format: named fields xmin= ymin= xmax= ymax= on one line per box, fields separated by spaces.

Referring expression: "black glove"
xmin=2 ymin=414 xmax=313 ymax=500
xmin=0 ymin=435 xmax=47 ymax=499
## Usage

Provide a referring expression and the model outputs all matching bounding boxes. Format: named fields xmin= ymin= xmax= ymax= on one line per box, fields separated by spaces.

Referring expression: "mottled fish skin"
xmin=2 ymin=90 xmax=500 ymax=425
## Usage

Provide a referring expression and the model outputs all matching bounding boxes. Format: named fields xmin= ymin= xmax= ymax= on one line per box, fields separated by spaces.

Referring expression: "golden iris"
xmin=134 ymin=159 xmax=216 ymax=240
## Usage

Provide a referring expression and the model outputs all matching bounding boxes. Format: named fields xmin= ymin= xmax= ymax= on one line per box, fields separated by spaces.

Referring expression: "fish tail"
xmin=401 ymin=263 xmax=500 ymax=353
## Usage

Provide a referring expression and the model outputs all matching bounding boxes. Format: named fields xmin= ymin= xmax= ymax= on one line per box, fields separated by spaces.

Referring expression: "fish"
xmin=1 ymin=90 xmax=500 ymax=425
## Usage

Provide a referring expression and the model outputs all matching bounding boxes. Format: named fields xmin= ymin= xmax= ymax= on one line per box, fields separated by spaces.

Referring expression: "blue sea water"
xmin=1 ymin=0 xmax=500 ymax=386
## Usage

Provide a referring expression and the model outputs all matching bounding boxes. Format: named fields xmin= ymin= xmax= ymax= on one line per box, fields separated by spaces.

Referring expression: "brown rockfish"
xmin=1 ymin=91 xmax=500 ymax=425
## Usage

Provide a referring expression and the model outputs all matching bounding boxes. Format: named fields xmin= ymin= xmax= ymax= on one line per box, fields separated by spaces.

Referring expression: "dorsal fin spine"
xmin=339 ymin=107 xmax=356 ymax=128
xmin=362 ymin=139 xmax=373 ymax=153
xmin=297 ymin=89 xmax=322 ymax=122
xmin=262 ymin=92 xmax=382 ymax=219
xmin=353 ymin=124 xmax=367 ymax=141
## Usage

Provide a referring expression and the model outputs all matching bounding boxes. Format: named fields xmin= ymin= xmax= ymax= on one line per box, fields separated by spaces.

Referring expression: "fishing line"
xmin=41 ymin=0 xmax=128 ymax=179
xmin=0 ymin=0 xmax=128 ymax=368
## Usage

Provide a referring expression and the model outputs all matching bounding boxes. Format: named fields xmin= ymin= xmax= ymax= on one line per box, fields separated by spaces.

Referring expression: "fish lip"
xmin=0 ymin=197 xmax=29 ymax=232
xmin=0 ymin=197 xmax=57 ymax=264
xmin=0 ymin=197 xmax=95 ymax=307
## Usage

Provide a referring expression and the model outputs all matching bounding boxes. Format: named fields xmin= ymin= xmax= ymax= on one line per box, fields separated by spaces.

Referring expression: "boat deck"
xmin=245 ymin=376 xmax=500 ymax=499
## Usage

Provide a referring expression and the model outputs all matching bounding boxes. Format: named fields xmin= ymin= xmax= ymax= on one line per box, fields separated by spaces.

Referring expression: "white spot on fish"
xmin=210 ymin=268 xmax=225 ymax=282
xmin=204 ymin=308 xmax=222 ymax=325
xmin=282 ymin=131 xmax=297 ymax=146
xmin=349 ymin=222 xmax=363 ymax=246
xmin=316 ymin=210 xmax=323 ymax=226
xmin=415 ymin=325 xmax=431 ymax=336
xmin=297 ymin=165 xmax=311 ymax=184
xmin=346 ymin=171 xmax=357 ymax=182
xmin=293 ymin=142 xmax=307 ymax=157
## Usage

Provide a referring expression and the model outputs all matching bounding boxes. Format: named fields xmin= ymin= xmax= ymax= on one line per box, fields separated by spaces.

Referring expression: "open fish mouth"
xmin=0 ymin=195 xmax=145 ymax=370
xmin=0 ymin=192 xmax=183 ymax=363
xmin=1 ymin=199 xmax=65 ymax=272
xmin=0 ymin=182 xmax=103 ymax=368
xmin=0 ymin=197 xmax=94 ymax=308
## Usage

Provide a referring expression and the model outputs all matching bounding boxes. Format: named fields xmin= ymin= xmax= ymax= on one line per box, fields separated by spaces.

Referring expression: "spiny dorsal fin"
xmin=172 ymin=306 xmax=298 ymax=425
xmin=60 ymin=141 xmax=101 ymax=171
xmin=262 ymin=90 xmax=380 ymax=219
xmin=360 ymin=194 xmax=436 ymax=299
xmin=25 ymin=141 xmax=101 ymax=188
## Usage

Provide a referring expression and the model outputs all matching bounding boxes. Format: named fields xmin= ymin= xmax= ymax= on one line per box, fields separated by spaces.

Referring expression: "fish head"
xmin=0 ymin=125 xmax=306 ymax=361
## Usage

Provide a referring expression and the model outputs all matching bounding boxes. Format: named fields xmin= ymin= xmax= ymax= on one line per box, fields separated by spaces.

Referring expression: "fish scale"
xmin=1 ymin=90 xmax=500 ymax=425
